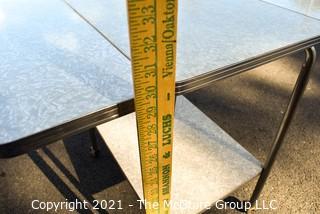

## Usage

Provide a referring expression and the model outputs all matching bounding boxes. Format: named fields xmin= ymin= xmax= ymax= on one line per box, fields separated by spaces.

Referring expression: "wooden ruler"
xmin=127 ymin=0 xmax=178 ymax=213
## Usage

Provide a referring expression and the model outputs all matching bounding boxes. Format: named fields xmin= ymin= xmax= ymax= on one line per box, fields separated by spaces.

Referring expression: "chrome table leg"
xmin=249 ymin=47 xmax=317 ymax=205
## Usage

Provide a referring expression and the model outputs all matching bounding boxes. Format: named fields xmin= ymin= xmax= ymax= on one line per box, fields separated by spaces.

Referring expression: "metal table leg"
xmin=249 ymin=47 xmax=317 ymax=205
xmin=89 ymin=128 xmax=99 ymax=157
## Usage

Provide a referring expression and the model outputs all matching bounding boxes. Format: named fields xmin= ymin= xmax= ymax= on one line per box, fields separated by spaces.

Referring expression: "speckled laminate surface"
xmin=262 ymin=0 xmax=320 ymax=19
xmin=67 ymin=0 xmax=320 ymax=81
xmin=2 ymin=0 xmax=320 ymax=149
xmin=97 ymin=97 xmax=262 ymax=214
xmin=0 ymin=0 xmax=132 ymax=145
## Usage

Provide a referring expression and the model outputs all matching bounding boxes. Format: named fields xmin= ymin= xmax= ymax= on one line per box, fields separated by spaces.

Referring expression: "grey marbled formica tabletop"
xmin=67 ymin=0 xmax=320 ymax=81
xmin=262 ymin=0 xmax=320 ymax=19
xmin=2 ymin=0 xmax=320 ymax=150
xmin=0 ymin=0 xmax=132 ymax=145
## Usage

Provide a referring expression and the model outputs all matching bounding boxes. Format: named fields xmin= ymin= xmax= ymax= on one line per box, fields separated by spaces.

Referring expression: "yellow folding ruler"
xmin=127 ymin=0 xmax=178 ymax=213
